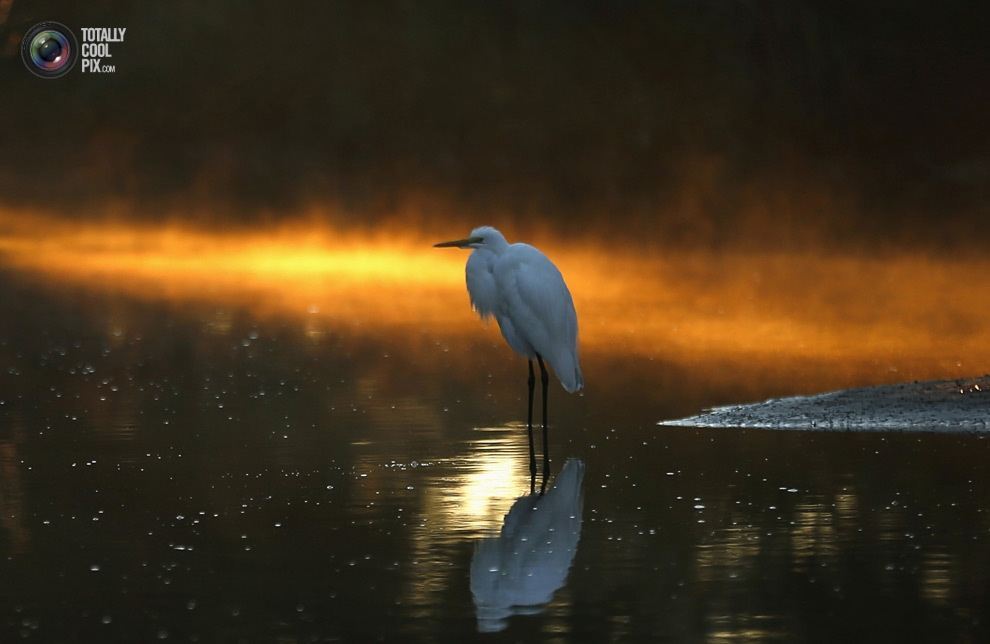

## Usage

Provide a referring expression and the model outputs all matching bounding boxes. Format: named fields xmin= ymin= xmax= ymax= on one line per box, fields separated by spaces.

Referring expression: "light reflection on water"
xmin=705 ymin=615 xmax=789 ymax=643
xmin=789 ymin=499 xmax=839 ymax=571
xmin=920 ymin=551 xmax=954 ymax=605
xmin=433 ymin=427 xmax=535 ymax=534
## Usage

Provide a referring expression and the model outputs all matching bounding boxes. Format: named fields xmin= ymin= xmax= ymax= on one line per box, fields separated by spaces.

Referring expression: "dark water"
xmin=1 ymin=276 xmax=989 ymax=643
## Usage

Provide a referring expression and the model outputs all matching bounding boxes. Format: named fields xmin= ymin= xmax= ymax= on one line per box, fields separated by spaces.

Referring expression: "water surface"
xmin=1 ymin=270 xmax=989 ymax=642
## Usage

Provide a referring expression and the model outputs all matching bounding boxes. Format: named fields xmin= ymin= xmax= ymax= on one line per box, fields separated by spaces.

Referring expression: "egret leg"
xmin=537 ymin=355 xmax=550 ymax=493
xmin=527 ymin=360 xmax=536 ymax=491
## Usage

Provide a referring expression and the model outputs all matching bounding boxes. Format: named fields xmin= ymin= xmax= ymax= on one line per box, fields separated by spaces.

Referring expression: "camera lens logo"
xmin=21 ymin=22 xmax=78 ymax=79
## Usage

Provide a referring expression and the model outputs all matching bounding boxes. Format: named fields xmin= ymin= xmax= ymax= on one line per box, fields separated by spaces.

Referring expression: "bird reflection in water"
xmin=469 ymin=458 xmax=585 ymax=633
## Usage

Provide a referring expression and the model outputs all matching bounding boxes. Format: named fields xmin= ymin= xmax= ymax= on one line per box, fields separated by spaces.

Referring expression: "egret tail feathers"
xmin=551 ymin=349 xmax=583 ymax=393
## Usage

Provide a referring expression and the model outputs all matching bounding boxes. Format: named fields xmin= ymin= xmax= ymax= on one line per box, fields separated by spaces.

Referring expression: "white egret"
xmin=435 ymin=226 xmax=583 ymax=486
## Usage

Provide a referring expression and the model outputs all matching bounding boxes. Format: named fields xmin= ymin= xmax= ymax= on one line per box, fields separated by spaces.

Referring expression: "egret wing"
xmin=497 ymin=245 xmax=583 ymax=391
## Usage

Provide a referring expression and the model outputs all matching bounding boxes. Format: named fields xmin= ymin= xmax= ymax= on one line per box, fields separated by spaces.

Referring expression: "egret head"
xmin=434 ymin=226 xmax=506 ymax=250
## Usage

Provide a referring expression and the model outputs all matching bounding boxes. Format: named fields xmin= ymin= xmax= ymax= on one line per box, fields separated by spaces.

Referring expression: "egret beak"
xmin=433 ymin=236 xmax=483 ymax=248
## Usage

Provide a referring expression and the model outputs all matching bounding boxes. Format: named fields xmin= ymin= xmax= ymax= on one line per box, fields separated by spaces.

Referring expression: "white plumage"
xmin=449 ymin=226 xmax=583 ymax=392
xmin=435 ymin=226 xmax=583 ymax=483
xmin=469 ymin=458 xmax=585 ymax=633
